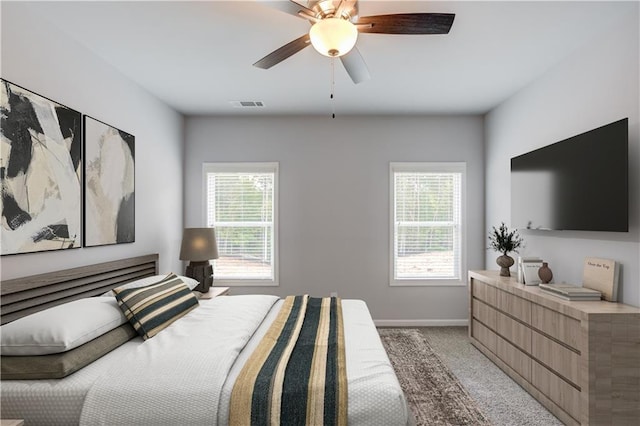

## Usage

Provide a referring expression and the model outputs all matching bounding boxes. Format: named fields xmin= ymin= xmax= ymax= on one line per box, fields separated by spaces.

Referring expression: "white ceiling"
xmin=26 ymin=1 xmax=637 ymax=115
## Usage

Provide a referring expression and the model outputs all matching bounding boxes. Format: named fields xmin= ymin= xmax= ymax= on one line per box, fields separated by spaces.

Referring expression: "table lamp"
xmin=179 ymin=228 xmax=219 ymax=293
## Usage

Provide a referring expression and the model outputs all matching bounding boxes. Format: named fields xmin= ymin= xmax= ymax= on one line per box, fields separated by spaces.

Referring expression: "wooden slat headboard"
xmin=1 ymin=254 xmax=159 ymax=325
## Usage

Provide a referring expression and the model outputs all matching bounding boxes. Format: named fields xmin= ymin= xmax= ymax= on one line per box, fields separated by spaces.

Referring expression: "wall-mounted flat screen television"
xmin=511 ymin=118 xmax=628 ymax=232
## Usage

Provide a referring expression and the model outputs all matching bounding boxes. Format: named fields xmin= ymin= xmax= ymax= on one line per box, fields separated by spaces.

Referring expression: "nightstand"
xmin=199 ymin=286 xmax=230 ymax=299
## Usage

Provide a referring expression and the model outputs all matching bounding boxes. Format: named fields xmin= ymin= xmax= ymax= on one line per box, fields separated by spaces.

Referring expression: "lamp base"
xmin=185 ymin=261 xmax=213 ymax=293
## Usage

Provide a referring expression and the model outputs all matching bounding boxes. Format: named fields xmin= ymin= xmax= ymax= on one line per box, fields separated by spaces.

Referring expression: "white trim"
xmin=389 ymin=162 xmax=467 ymax=286
xmin=374 ymin=319 xmax=469 ymax=327
xmin=388 ymin=280 xmax=466 ymax=287
xmin=390 ymin=162 xmax=467 ymax=173
xmin=203 ymin=162 xmax=279 ymax=174
xmin=214 ymin=280 xmax=279 ymax=287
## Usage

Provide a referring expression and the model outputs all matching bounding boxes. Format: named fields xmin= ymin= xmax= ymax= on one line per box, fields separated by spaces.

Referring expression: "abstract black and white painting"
xmin=1 ymin=79 xmax=82 ymax=255
xmin=84 ymin=116 xmax=134 ymax=247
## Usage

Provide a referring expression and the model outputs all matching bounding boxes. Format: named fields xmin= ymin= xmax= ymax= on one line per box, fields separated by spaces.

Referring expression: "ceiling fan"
xmin=253 ymin=0 xmax=455 ymax=84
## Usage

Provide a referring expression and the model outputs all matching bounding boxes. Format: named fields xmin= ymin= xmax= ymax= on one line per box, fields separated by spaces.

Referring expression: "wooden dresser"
xmin=468 ymin=270 xmax=640 ymax=425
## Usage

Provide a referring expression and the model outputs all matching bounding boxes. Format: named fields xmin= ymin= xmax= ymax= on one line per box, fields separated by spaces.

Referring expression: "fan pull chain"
xmin=330 ymin=58 xmax=336 ymax=119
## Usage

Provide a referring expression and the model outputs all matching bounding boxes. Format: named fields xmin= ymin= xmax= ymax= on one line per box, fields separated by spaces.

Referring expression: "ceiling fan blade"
xmin=340 ymin=47 xmax=370 ymax=84
xmin=356 ymin=13 xmax=455 ymax=35
xmin=266 ymin=0 xmax=316 ymax=20
xmin=253 ymin=34 xmax=311 ymax=69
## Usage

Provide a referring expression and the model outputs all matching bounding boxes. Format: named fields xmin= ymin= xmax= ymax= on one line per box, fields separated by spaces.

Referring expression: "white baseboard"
xmin=374 ymin=319 xmax=469 ymax=327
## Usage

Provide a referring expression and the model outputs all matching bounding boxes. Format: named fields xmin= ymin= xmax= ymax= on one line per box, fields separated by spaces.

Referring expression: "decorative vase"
xmin=538 ymin=262 xmax=553 ymax=284
xmin=496 ymin=254 xmax=515 ymax=277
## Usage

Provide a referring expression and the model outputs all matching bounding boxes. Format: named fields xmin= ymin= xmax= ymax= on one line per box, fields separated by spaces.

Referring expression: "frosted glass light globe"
xmin=309 ymin=18 xmax=358 ymax=57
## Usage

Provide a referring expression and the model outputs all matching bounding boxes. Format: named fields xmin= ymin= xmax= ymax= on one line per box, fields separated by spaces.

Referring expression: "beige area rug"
xmin=379 ymin=328 xmax=492 ymax=426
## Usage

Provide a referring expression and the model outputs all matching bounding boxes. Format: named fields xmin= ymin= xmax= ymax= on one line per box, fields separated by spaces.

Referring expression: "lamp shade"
xmin=179 ymin=228 xmax=219 ymax=261
xmin=309 ymin=18 xmax=358 ymax=57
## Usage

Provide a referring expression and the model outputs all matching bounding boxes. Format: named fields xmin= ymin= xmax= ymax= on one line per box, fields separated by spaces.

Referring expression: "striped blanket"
xmin=229 ymin=295 xmax=347 ymax=426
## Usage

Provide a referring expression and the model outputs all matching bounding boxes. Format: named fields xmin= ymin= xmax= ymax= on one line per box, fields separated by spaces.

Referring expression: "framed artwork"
xmin=1 ymin=79 xmax=82 ymax=255
xmin=83 ymin=116 xmax=135 ymax=247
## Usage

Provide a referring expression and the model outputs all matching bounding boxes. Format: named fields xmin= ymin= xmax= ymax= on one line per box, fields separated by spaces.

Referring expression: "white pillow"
xmin=1 ymin=297 xmax=127 ymax=356
xmin=100 ymin=273 xmax=199 ymax=297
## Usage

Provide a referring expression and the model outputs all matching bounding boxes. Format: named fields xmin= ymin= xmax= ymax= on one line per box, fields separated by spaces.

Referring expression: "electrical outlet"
xmin=330 ymin=292 xmax=338 ymax=298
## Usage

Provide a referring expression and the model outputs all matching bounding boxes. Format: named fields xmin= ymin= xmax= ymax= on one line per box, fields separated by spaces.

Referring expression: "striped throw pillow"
xmin=113 ymin=273 xmax=199 ymax=340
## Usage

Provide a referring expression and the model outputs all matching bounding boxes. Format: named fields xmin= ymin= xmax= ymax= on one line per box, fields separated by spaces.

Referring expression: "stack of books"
xmin=518 ymin=257 xmax=543 ymax=285
xmin=539 ymin=283 xmax=602 ymax=301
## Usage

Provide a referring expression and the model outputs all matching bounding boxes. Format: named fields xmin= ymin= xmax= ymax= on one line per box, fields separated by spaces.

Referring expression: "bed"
xmin=0 ymin=254 xmax=410 ymax=425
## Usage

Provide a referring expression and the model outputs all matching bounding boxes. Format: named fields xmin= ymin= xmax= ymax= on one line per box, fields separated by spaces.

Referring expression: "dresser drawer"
xmin=472 ymin=279 xmax=497 ymax=306
xmin=531 ymin=331 xmax=580 ymax=388
xmin=496 ymin=334 xmax=531 ymax=381
xmin=472 ymin=298 xmax=497 ymax=330
xmin=472 ymin=319 xmax=497 ymax=354
xmin=531 ymin=304 xmax=581 ymax=352
xmin=497 ymin=289 xmax=531 ymax=324
xmin=531 ymin=360 xmax=581 ymax=422
xmin=496 ymin=310 xmax=531 ymax=353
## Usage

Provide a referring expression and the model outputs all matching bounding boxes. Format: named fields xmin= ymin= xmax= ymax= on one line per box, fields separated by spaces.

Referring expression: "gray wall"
xmin=485 ymin=11 xmax=640 ymax=306
xmin=0 ymin=3 xmax=184 ymax=279
xmin=184 ymin=115 xmax=485 ymax=323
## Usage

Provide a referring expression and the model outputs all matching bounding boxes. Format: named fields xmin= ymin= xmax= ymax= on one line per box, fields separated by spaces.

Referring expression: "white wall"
xmin=184 ymin=115 xmax=484 ymax=323
xmin=485 ymin=10 xmax=640 ymax=306
xmin=0 ymin=3 xmax=184 ymax=279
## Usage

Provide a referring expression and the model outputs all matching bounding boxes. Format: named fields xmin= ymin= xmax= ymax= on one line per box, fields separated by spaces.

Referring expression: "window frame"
xmin=389 ymin=162 xmax=467 ymax=287
xmin=202 ymin=162 xmax=279 ymax=287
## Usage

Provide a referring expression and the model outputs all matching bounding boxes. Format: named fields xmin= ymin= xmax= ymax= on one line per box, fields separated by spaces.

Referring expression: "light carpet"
xmin=416 ymin=327 xmax=562 ymax=426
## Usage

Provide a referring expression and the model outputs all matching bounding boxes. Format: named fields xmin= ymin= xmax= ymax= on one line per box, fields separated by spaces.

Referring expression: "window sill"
xmin=214 ymin=279 xmax=279 ymax=287
xmin=389 ymin=279 xmax=466 ymax=287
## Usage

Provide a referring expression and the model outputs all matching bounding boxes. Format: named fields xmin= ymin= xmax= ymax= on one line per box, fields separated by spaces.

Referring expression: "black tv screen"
xmin=511 ymin=118 xmax=628 ymax=232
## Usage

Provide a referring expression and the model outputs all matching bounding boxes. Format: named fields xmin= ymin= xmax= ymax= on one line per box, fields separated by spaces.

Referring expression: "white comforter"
xmin=218 ymin=298 xmax=410 ymax=426
xmin=2 ymin=295 xmax=409 ymax=426
xmin=80 ymin=295 xmax=279 ymax=425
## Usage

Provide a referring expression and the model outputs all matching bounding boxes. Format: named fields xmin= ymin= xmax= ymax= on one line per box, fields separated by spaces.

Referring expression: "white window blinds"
xmin=391 ymin=163 xmax=465 ymax=284
xmin=204 ymin=163 xmax=278 ymax=284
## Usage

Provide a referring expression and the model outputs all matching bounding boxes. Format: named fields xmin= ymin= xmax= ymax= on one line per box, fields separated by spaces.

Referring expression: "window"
xmin=390 ymin=162 xmax=465 ymax=286
xmin=203 ymin=163 xmax=278 ymax=286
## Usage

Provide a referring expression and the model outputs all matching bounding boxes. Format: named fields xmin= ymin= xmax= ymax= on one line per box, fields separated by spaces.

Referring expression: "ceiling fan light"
xmin=309 ymin=18 xmax=358 ymax=57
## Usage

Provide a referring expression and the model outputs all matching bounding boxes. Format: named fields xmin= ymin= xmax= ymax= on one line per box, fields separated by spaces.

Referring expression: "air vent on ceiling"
xmin=229 ymin=101 xmax=265 ymax=108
